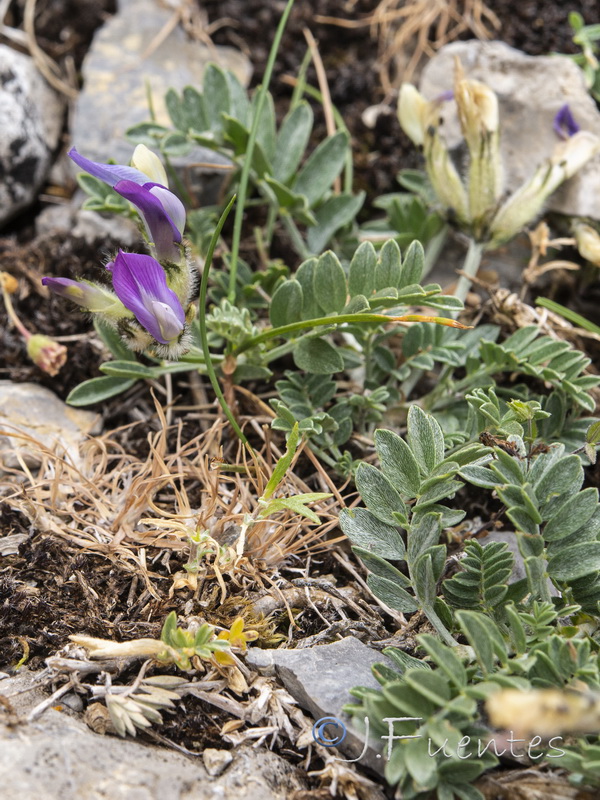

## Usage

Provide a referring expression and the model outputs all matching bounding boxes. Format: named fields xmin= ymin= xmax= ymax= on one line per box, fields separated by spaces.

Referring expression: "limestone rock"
xmin=473 ymin=530 xmax=528 ymax=583
xmin=246 ymin=636 xmax=392 ymax=771
xmin=0 ymin=46 xmax=65 ymax=227
xmin=0 ymin=381 xmax=101 ymax=470
xmin=35 ymin=204 xmax=140 ymax=248
xmin=202 ymin=748 xmax=234 ymax=777
xmin=71 ymin=0 xmax=252 ymax=203
xmin=0 ymin=671 xmax=307 ymax=800
xmin=476 ymin=530 xmax=560 ymax=596
xmin=419 ymin=41 xmax=600 ymax=220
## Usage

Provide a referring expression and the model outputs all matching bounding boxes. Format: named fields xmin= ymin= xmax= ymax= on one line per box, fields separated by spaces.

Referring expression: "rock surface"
xmin=0 ymin=46 xmax=65 ymax=227
xmin=476 ymin=530 xmax=559 ymax=596
xmin=246 ymin=636 xmax=391 ymax=771
xmin=35 ymin=205 xmax=141 ymax=248
xmin=420 ymin=41 xmax=600 ymax=220
xmin=0 ymin=671 xmax=307 ymax=800
xmin=0 ymin=381 xmax=101 ymax=470
xmin=71 ymin=0 xmax=251 ymax=202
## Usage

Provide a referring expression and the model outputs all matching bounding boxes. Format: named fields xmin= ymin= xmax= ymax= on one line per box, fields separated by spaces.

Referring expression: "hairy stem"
xmin=454 ymin=238 xmax=484 ymax=307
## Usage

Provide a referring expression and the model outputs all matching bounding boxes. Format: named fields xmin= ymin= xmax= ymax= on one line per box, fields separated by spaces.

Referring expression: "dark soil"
xmin=0 ymin=521 xmax=166 ymax=667
xmin=1 ymin=0 xmax=600 ymax=783
xmin=5 ymin=0 xmax=116 ymax=68
xmin=1 ymin=0 xmax=598 ymax=653
xmin=202 ymin=0 xmax=600 ymax=201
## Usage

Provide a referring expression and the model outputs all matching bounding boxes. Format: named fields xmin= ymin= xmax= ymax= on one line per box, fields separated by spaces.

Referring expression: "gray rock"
xmin=419 ymin=41 xmax=600 ymax=220
xmin=0 ymin=381 xmax=101 ymax=471
xmin=474 ymin=530 xmax=528 ymax=583
xmin=425 ymin=229 xmax=532 ymax=292
xmin=475 ymin=530 xmax=559 ymax=596
xmin=246 ymin=636 xmax=391 ymax=772
xmin=0 ymin=671 xmax=307 ymax=800
xmin=0 ymin=46 xmax=65 ymax=227
xmin=71 ymin=0 xmax=251 ymax=203
xmin=202 ymin=748 xmax=233 ymax=777
xmin=35 ymin=204 xmax=140 ymax=248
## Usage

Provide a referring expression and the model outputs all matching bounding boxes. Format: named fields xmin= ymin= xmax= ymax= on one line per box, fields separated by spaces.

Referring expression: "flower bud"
xmin=424 ymin=130 xmax=469 ymax=226
xmin=554 ymin=130 xmax=600 ymax=178
xmin=26 ymin=334 xmax=67 ymax=376
xmin=0 ymin=271 xmax=18 ymax=294
xmin=454 ymin=73 xmax=502 ymax=229
xmin=42 ymin=277 xmax=128 ymax=317
xmin=398 ymin=84 xmax=430 ymax=146
xmin=455 ymin=78 xmax=499 ymax=145
xmin=574 ymin=223 xmax=600 ymax=266
xmin=489 ymin=131 xmax=600 ymax=248
xmin=130 ymin=143 xmax=169 ymax=186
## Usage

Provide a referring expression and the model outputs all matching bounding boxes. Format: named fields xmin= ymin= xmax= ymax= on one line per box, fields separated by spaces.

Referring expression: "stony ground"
xmin=2 ymin=2 xmax=600 ymax=799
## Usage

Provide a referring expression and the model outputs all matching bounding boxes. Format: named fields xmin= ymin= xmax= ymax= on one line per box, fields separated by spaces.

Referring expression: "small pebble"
xmin=202 ymin=748 xmax=233 ymax=777
xmin=60 ymin=692 xmax=84 ymax=713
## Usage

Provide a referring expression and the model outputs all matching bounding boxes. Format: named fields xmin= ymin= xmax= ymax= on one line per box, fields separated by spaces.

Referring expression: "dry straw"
xmin=316 ymin=0 xmax=500 ymax=95
xmin=0 ymin=391 xmax=346 ymax=601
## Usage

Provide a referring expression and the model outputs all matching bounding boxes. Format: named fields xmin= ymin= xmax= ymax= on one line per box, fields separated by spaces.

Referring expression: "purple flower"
xmin=41 ymin=276 xmax=123 ymax=313
xmin=553 ymin=105 xmax=580 ymax=140
xmin=68 ymin=148 xmax=186 ymax=262
xmin=435 ymin=89 xmax=455 ymax=103
xmin=111 ymin=250 xmax=185 ymax=345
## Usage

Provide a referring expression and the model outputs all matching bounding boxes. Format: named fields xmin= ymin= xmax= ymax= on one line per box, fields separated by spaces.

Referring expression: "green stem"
xmin=454 ymin=238 xmax=484 ymax=308
xmin=308 ymin=439 xmax=341 ymax=470
xmin=145 ymin=80 xmax=156 ymax=121
xmin=399 ymin=366 xmax=424 ymax=401
xmin=364 ymin=334 xmax=373 ymax=385
xmin=199 ymin=195 xmax=250 ymax=448
xmin=428 ymin=366 xmax=491 ymax=411
xmin=419 ymin=364 xmax=453 ymax=411
xmin=227 ymin=0 xmax=296 ymax=302
xmin=163 ymin=151 xmax=193 ymax=208
xmin=423 ymin=605 xmax=458 ymax=647
xmin=261 ymin=339 xmax=298 ymax=363
xmin=264 ymin=203 xmax=278 ymax=249
xmin=422 ymin=224 xmax=448 ymax=279
xmin=235 ymin=312 xmax=402 ymax=355
xmin=281 ymin=213 xmax=312 ymax=259
xmin=290 ymin=46 xmax=313 ymax=109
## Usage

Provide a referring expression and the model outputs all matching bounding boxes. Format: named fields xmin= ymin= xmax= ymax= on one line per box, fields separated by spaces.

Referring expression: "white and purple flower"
xmin=110 ymin=250 xmax=186 ymax=347
xmin=69 ymin=146 xmax=186 ymax=263
xmin=43 ymin=146 xmax=194 ymax=358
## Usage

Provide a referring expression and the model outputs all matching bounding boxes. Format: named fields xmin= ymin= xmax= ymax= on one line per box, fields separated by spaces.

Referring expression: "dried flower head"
xmin=26 ymin=334 xmax=67 ymax=376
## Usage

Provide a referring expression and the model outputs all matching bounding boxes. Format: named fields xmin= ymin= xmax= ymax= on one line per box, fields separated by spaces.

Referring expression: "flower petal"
xmin=131 ymin=144 xmax=169 ymax=185
xmin=214 ymin=650 xmax=235 ymax=666
xmin=150 ymin=300 xmax=185 ymax=342
xmin=147 ymin=184 xmax=186 ymax=235
xmin=42 ymin=276 xmax=122 ymax=312
xmin=398 ymin=83 xmax=429 ymax=146
xmin=114 ymin=180 xmax=182 ymax=262
xmin=68 ymin=147 xmax=150 ymax=187
xmin=111 ymin=251 xmax=185 ymax=344
xmin=553 ymin=105 xmax=580 ymax=140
